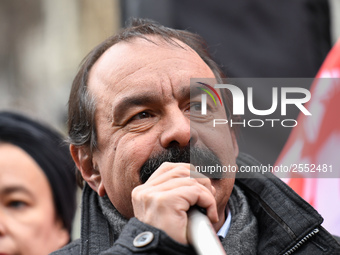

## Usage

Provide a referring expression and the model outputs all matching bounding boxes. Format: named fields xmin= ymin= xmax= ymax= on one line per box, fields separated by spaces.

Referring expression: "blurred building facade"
xmin=0 ymin=0 xmax=120 ymax=133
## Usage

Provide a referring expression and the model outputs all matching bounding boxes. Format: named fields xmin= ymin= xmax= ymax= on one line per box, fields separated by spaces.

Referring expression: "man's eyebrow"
xmin=0 ymin=186 xmax=34 ymax=198
xmin=175 ymin=84 xmax=205 ymax=100
xmin=190 ymin=83 xmax=210 ymax=98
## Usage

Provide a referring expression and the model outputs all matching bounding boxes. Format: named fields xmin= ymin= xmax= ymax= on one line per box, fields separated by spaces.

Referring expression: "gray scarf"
xmin=99 ymin=195 xmax=128 ymax=242
xmin=222 ymin=184 xmax=258 ymax=255
xmin=99 ymin=184 xmax=258 ymax=254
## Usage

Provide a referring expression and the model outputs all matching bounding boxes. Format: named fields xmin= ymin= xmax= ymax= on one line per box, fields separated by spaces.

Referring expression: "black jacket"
xmin=52 ymin=153 xmax=340 ymax=254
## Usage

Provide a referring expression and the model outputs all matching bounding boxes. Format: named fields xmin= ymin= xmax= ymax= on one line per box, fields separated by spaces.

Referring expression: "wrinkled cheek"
xmin=107 ymin=137 xmax=158 ymax=218
xmin=116 ymin=135 xmax=158 ymax=174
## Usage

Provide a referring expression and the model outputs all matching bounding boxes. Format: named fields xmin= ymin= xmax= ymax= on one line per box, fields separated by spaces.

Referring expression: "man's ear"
xmin=70 ymin=144 xmax=106 ymax=196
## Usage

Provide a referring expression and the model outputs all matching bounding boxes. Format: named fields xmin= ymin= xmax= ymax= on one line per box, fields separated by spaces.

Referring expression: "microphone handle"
xmin=187 ymin=207 xmax=226 ymax=255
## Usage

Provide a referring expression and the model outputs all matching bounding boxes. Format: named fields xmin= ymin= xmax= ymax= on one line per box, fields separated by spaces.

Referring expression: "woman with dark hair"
xmin=0 ymin=111 xmax=77 ymax=255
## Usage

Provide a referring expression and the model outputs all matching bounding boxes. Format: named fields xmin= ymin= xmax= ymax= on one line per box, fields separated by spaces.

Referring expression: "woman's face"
xmin=0 ymin=143 xmax=69 ymax=255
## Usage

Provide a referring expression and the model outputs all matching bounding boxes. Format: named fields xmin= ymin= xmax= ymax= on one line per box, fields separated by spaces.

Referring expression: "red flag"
xmin=275 ymin=39 xmax=340 ymax=235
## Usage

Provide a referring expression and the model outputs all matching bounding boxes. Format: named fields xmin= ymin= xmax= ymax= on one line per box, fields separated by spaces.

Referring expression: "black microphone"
xmin=187 ymin=206 xmax=226 ymax=255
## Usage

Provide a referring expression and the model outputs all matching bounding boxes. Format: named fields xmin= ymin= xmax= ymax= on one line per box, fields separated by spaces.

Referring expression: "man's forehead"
xmin=93 ymin=35 xmax=198 ymax=72
xmin=88 ymin=35 xmax=212 ymax=94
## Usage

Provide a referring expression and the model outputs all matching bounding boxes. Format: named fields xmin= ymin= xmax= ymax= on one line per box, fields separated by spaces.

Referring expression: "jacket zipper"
xmin=283 ymin=228 xmax=319 ymax=255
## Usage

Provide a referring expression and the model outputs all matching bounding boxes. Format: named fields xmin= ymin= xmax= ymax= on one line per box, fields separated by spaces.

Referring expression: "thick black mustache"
xmin=140 ymin=146 xmax=223 ymax=183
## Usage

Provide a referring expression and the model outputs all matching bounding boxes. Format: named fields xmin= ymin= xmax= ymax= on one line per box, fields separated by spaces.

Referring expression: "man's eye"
xmin=131 ymin=111 xmax=152 ymax=121
xmin=190 ymin=103 xmax=202 ymax=112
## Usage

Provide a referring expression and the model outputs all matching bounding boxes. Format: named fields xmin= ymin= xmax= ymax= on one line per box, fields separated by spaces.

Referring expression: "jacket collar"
xmin=80 ymin=184 xmax=113 ymax=255
xmin=236 ymin=153 xmax=323 ymax=254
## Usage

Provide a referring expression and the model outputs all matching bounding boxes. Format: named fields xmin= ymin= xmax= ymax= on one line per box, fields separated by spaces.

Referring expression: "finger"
xmin=188 ymin=170 xmax=214 ymax=193
xmin=146 ymin=162 xmax=191 ymax=182
xmin=149 ymin=182 xmax=219 ymax=223
xmin=173 ymin=185 xmax=218 ymax=223
xmin=211 ymin=185 xmax=216 ymax=197
xmin=146 ymin=163 xmax=214 ymax=193
xmin=143 ymin=177 xmax=209 ymax=195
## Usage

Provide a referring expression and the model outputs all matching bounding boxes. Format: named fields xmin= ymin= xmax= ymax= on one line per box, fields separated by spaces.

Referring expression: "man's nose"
xmin=160 ymin=109 xmax=198 ymax=148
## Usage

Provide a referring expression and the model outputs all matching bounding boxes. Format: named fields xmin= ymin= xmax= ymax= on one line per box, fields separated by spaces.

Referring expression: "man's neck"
xmin=213 ymin=206 xmax=227 ymax=232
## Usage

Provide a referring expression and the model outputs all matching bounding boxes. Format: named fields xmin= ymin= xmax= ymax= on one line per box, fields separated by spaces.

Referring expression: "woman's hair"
xmin=0 ymin=111 xmax=77 ymax=236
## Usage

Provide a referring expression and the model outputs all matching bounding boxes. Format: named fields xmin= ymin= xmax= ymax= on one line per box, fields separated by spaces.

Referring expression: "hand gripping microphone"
xmin=187 ymin=206 xmax=226 ymax=255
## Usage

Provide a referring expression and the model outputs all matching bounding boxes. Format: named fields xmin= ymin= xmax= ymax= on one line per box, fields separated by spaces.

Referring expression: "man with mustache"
xmin=53 ymin=18 xmax=340 ymax=255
